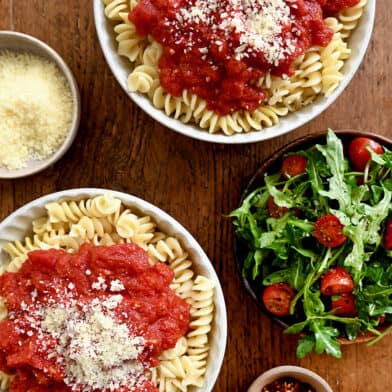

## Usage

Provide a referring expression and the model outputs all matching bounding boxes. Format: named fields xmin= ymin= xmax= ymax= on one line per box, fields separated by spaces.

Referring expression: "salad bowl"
xmin=232 ymin=129 xmax=392 ymax=352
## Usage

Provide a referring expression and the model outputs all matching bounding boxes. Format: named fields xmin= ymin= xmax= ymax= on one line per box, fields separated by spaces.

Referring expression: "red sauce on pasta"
xmin=129 ymin=0 xmax=359 ymax=115
xmin=0 ymin=243 xmax=191 ymax=392
xmin=323 ymin=0 xmax=360 ymax=14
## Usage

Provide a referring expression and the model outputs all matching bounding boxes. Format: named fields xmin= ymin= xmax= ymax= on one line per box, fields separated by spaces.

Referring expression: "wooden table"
xmin=0 ymin=1 xmax=391 ymax=391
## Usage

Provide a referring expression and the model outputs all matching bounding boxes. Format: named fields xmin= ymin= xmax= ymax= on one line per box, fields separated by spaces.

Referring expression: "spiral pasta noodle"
xmin=0 ymin=371 xmax=12 ymax=391
xmin=338 ymin=0 xmax=368 ymax=40
xmin=0 ymin=193 xmax=215 ymax=391
xmin=103 ymin=0 xmax=367 ymax=135
xmin=115 ymin=12 xmax=147 ymax=63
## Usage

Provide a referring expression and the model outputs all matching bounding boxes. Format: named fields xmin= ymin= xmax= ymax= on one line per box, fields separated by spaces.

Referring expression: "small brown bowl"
xmin=234 ymin=129 xmax=392 ymax=344
xmin=247 ymin=366 xmax=333 ymax=392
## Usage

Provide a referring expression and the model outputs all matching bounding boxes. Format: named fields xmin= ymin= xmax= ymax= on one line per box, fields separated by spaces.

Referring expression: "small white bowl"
xmin=248 ymin=366 xmax=333 ymax=392
xmin=0 ymin=188 xmax=227 ymax=392
xmin=94 ymin=1 xmax=375 ymax=144
xmin=0 ymin=31 xmax=81 ymax=178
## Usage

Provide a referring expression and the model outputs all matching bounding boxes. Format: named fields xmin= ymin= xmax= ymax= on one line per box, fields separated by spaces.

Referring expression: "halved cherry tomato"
xmin=313 ymin=214 xmax=347 ymax=248
xmin=267 ymin=196 xmax=288 ymax=218
xmin=281 ymin=155 xmax=308 ymax=178
xmin=384 ymin=219 xmax=392 ymax=250
xmin=320 ymin=267 xmax=354 ymax=296
xmin=262 ymin=282 xmax=296 ymax=317
xmin=348 ymin=137 xmax=383 ymax=171
xmin=331 ymin=293 xmax=358 ymax=317
xmin=379 ymin=315 xmax=386 ymax=324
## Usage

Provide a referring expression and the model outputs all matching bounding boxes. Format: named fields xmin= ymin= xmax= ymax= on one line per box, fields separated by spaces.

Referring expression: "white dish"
xmin=0 ymin=188 xmax=227 ymax=392
xmin=93 ymin=1 xmax=375 ymax=144
xmin=0 ymin=31 xmax=81 ymax=178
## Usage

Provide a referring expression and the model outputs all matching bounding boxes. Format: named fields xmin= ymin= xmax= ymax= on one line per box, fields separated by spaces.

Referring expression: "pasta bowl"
xmin=94 ymin=1 xmax=375 ymax=144
xmin=0 ymin=188 xmax=227 ymax=392
xmin=232 ymin=129 xmax=392 ymax=349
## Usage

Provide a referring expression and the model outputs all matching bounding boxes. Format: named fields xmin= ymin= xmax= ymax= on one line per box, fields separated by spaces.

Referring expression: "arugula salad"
xmin=230 ymin=130 xmax=392 ymax=358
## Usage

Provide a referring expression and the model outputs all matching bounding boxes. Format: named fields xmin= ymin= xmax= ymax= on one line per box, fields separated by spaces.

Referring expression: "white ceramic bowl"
xmin=94 ymin=1 xmax=375 ymax=144
xmin=0 ymin=31 xmax=81 ymax=178
xmin=248 ymin=366 xmax=333 ymax=392
xmin=0 ymin=188 xmax=227 ymax=392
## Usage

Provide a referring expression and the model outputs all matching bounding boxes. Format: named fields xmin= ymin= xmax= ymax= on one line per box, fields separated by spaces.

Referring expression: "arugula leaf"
xmin=311 ymin=322 xmax=341 ymax=358
xmin=296 ymin=335 xmax=315 ymax=359
xmin=317 ymin=129 xmax=351 ymax=212
xmin=263 ymin=269 xmax=291 ymax=285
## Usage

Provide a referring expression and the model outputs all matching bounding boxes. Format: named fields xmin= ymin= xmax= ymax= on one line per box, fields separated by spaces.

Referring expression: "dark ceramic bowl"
xmin=234 ymin=129 xmax=392 ymax=344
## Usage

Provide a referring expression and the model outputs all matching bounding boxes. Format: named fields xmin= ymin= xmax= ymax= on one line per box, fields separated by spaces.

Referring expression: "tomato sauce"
xmin=323 ymin=0 xmax=361 ymax=14
xmin=129 ymin=0 xmax=359 ymax=115
xmin=0 ymin=243 xmax=191 ymax=392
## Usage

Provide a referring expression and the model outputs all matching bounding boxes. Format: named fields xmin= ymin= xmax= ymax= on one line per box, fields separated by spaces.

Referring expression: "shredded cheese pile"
xmin=0 ymin=50 xmax=73 ymax=170
xmin=175 ymin=0 xmax=297 ymax=63
xmin=11 ymin=278 xmax=150 ymax=392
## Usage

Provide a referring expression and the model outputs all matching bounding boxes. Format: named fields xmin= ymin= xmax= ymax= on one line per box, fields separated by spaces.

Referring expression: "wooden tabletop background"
xmin=0 ymin=1 xmax=391 ymax=391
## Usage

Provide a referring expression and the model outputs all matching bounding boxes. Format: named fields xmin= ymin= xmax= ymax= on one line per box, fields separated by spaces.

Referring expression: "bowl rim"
xmin=93 ymin=1 xmax=375 ymax=144
xmin=0 ymin=188 xmax=228 ymax=392
xmin=247 ymin=365 xmax=333 ymax=392
xmin=233 ymin=129 xmax=392 ymax=344
xmin=0 ymin=30 xmax=81 ymax=179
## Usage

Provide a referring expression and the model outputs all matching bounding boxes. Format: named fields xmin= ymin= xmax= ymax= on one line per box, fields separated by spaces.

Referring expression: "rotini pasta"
xmin=103 ymin=0 xmax=367 ymax=135
xmin=0 ymin=371 xmax=12 ymax=391
xmin=0 ymin=194 xmax=215 ymax=392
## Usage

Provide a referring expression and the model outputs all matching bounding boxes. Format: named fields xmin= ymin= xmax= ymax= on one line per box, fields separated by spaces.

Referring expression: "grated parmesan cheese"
xmin=177 ymin=0 xmax=296 ymax=63
xmin=41 ymin=303 xmax=146 ymax=391
xmin=14 ymin=288 xmax=149 ymax=392
xmin=0 ymin=50 xmax=73 ymax=170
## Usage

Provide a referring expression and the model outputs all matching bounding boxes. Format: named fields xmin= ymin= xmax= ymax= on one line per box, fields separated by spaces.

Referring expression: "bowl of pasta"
xmin=94 ymin=0 xmax=374 ymax=143
xmin=0 ymin=189 xmax=227 ymax=391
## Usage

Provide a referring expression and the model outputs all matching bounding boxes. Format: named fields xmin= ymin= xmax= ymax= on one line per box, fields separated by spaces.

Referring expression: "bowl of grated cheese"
xmin=0 ymin=31 xmax=81 ymax=178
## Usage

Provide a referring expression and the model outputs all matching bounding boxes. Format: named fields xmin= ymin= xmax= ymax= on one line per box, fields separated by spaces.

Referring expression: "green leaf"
xmin=262 ymin=269 xmax=291 ymax=285
xmin=267 ymin=186 xmax=294 ymax=209
xmin=312 ymin=322 xmax=342 ymax=358
xmin=252 ymin=250 xmax=264 ymax=280
xmin=257 ymin=232 xmax=277 ymax=248
xmin=304 ymin=289 xmax=325 ymax=316
xmin=285 ymin=320 xmax=310 ymax=334
xmin=289 ymin=258 xmax=305 ymax=291
xmin=345 ymin=323 xmax=359 ymax=341
xmin=296 ymin=335 xmax=315 ymax=359
xmin=292 ymin=246 xmax=317 ymax=260
xmin=317 ymin=129 xmax=351 ymax=212
xmin=288 ymin=219 xmax=314 ymax=233
xmin=242 ymin=252 xmax=254 ymax=277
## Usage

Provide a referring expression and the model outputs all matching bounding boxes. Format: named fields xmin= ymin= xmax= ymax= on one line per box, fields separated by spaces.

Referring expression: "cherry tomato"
xmin=281 ymin=155 xmax=308 ymax=178
xmin=267 ymin=196 xmax=288 ymax=218
xmin=379 ymin=315 xmax=386 ymax=324
xmin=348 ymin=137 xmax=383 ymax=171
xmin=313 ymin=214 xmax=347 ymax=248
xmin=262 ymin=283 xmax=296 ymax=317
xmin=384 ymin=219 xmax=392 ymax=250
xmin=320 ymin=267 xmax=354 ymax=296
xmin=331 ymin=293 xmax=358 ymax=317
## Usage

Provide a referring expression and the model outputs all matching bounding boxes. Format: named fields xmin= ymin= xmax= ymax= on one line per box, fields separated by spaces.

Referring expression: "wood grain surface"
xmin=0 ymin=1 xmax=391 ymax=391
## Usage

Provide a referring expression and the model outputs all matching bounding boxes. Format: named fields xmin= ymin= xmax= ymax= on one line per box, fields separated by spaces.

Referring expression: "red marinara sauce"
xmin=129 ymin=0 xmax=359 ymax=115
xmin=323 ymin=0 xmax=361 ymax=14
xmin=0 ymin=243 xmax=191 ymax=392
